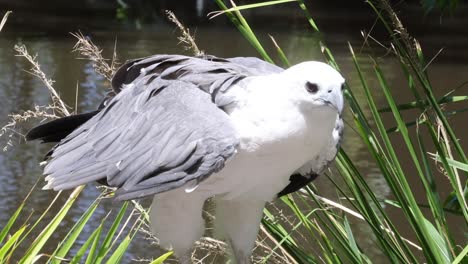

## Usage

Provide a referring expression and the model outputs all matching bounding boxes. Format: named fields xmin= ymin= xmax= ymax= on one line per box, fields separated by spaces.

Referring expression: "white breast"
xmin=197 ymin=77 xmax=338 ymax=201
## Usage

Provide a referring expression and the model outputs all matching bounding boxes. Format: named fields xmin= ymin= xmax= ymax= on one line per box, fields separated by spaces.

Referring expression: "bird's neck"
xmin=302 ymin=106 xmax=338 ymax=144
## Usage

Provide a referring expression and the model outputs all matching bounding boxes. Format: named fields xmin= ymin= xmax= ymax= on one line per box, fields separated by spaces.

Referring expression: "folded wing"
xmin=32 ymin=54 xmax=284 ymax=200
xmin=44 ymin=79 xmax=239 ymax=201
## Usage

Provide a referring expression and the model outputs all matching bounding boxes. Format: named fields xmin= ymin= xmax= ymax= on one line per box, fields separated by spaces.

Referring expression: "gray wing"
xmin=111 ymin=54 xmax=283 ymax=101
xmin=44 ymin=54 xmax=283 ymax=200
xmin=42 ymin=55 xmax=274 ymax=201
xmin=45 ymin=80 xmax=238 ymax=200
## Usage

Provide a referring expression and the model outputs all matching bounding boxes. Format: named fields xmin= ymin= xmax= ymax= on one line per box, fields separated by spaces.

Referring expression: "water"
xmin=0 ymin=8 xmax=467 ymax=263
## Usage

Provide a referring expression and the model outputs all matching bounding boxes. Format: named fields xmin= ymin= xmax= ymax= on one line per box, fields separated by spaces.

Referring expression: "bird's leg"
xmin=214 ymin=197 xmax=266 ymax=264
xmin=149 ymin=190 xmax=207 ymax=263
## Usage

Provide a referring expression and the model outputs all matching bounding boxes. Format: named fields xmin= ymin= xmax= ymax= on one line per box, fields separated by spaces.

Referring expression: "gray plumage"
xmin=29 ymin=54 xmax=346 ymax=263
xmin=43 ymin=55 xmax=285 ymax=200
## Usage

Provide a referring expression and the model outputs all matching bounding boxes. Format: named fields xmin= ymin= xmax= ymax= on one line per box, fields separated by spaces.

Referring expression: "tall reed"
xmin=213 ymin=0 xmax=467 ymax=263
xmin=1 ymin=1 xmax=466 ymax=263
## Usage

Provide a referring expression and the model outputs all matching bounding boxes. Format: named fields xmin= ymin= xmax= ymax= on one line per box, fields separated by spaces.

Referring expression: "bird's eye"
xmin=341 ymin=83 xmax=345 ymax=91
xmin=305 ymin=82 xmax=319 ymax=94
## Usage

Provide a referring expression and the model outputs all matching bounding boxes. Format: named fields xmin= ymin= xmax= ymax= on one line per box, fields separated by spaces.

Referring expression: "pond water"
xmin=0 ymin=6 xmax=467 ymax=263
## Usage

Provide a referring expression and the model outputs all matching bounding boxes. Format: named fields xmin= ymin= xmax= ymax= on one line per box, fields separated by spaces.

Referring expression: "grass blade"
xmin=104 ymin=208 xmax=145 ymax=264
xmin=0 ymin=11 xmax=11 ymax=32
xmin=452 ymin=245 xmax=468 ymax=264
xmin=431 ymin=154 xmax=468 ymax=173
xmin=70 ymin=224 xmax=102 ymax=264
xmin=0 ymin=226 xmax=27 ymax=261
xmin=94 ymin=202 xmax=129 ymax=263
xmin=50 ymin=199 xmax=100 ymax=264
xmin=378 ymin=96 xmax=468 ymax=112
xmin=149 ymin=251 xmax=173 ymax=264
xmin=209 ymin=0 xmax=296 ymax=18
xmin=19 ymin=186 xmax=85 ymax=264
xmin=214 ymin=0 xmax=273 ymax=62
xmin=0 ymin=202 xmax=25 ymax=245
xmin=85 ymin=224 xmax=102 ymax=264
xmin=104 ymin=235 xmax=131 ymax=264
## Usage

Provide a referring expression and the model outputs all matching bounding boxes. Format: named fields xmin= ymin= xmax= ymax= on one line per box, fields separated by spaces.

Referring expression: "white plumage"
xmin=150 ymin=61 xmax=344 ymax=263
xmin=27 ymin=55 xmax=344 ymax=264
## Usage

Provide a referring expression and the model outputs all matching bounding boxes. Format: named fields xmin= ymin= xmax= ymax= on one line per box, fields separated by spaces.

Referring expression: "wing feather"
xmin=44 ymin=80 xmax=239 ymax=200
xmin=37 ymin=54 xmax=285 ymax=200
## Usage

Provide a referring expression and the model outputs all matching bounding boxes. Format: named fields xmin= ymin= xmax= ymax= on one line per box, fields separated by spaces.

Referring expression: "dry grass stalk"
xmin=165 ymin=10 xmax=204 ymax=56
xmin=5 ymin=33 xmax=119 ymax=148
xmin=71 ymin=32 xmax=119 ymax=82
xmin=136 ymin=213 xmax=295 ymax=263
xmin=2 ymin=45 xmax=70 ymax=150
xmin=14 ymin=44 xmax=70 ymax=116
xmin=0 ymin=106 xmax=61 ymax=151
xmin=377 ymin=0 xmax=466 ymax=211
xmin=435 ymin=115 xmax=467 ymax=209
xmin=189 ymin=226 xmax=296 ymax=263
xmin=376 ymin=0 xmax=421 ymax=68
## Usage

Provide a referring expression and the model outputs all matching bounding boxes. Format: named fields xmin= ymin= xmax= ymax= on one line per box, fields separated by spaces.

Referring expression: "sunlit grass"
xmin=0 ymin=35 xmax=146 ymax=264
xmin=1 ymin=1 xmax=467 ymax=263
xmin=215 ymin=0 xmax=467 ymax=263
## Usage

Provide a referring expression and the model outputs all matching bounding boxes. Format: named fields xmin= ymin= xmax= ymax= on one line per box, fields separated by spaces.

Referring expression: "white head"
xmin=280 ymin=61 xmax=345 ymax=114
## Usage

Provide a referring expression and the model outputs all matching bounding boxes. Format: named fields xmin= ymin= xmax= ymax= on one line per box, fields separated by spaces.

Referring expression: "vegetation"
xmin=1 ymin=26 xmax=170 ymax=264
xmin=1 ymin=0 xmax=467 ymax=263
xmin=213 ymin=0 xmax=467 ymax=263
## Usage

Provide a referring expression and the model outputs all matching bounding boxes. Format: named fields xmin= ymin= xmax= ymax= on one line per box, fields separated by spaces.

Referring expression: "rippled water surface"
xmin=0 ymin=7 xmax=467 ymax=263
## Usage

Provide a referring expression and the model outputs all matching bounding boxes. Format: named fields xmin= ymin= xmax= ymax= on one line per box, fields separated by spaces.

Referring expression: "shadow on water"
xmin=0 ymin=2 xmax=467 ymax=263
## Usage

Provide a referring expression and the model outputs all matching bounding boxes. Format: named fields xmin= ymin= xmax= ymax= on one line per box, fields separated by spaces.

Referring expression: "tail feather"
xmin=26 ymin=110 xmax=99 ymax=143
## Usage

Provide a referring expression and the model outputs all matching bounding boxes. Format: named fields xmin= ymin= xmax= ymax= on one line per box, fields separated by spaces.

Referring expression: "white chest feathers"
xmin=209 ymin=75 xmax=340 ymax=200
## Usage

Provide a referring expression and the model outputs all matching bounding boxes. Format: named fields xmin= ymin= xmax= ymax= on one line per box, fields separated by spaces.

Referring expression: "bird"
xmin=26 ymin=54 xmax=345 ymax=263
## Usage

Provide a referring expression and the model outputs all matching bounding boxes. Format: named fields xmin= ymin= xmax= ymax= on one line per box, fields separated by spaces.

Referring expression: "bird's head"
xmin=280 ymin=61 xmax=345 ymax=114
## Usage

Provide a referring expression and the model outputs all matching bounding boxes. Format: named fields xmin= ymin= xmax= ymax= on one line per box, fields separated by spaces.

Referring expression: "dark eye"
xmin=305 ymin=82 xmax=319 ymax=94
xmin=341 ymin=83 xmax=345 ymax=91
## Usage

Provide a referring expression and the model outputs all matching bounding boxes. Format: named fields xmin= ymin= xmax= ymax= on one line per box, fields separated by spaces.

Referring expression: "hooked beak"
xmin=315 ymin=92 xmax=343 ymax=114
